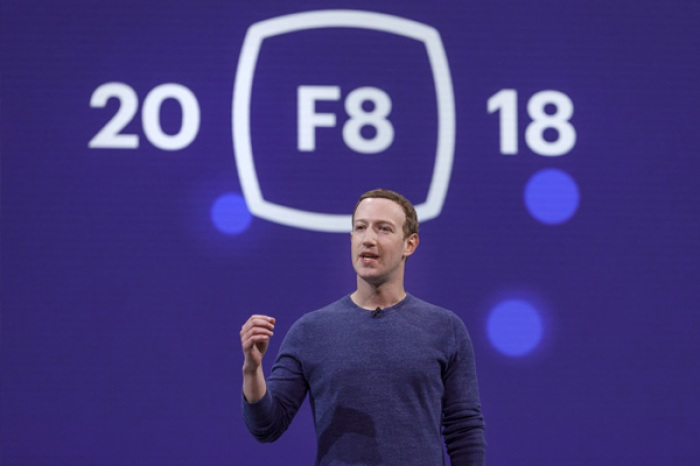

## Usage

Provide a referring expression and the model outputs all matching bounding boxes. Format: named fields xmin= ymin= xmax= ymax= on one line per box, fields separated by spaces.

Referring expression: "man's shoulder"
xmin=406 ymin=294 xmax=459 ymax=318
xmin=404 ymin=294 xmax=469 ymax=334
xmin=291 ymin=295 xmax=355 ymax=327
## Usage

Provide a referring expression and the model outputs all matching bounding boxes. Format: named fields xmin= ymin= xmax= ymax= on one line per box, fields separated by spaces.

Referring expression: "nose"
xmin=362 ymin=228 xmax=377 ymax=245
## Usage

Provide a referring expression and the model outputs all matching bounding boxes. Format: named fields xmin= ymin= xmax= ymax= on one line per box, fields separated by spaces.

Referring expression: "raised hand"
xmin=240 ymin=314 xmax=276 ymax=373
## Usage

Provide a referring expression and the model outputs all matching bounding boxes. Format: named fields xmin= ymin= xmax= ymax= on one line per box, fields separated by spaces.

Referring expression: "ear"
xmin=403 ymin=233 xmax=419 ymax=258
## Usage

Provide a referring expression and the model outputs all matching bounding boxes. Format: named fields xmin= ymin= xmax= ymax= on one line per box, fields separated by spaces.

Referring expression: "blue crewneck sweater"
xmin=242 ymin=294 xmax=486 ymax=465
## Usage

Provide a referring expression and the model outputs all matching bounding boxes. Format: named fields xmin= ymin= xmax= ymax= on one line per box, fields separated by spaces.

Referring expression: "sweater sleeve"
xmin=242 ymin=319 xmax=309 ymax=443
xmin=442 ymin=314 xmax=486 ymax=466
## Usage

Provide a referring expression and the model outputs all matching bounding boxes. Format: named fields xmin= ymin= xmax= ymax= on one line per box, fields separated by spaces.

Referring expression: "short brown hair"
xmin=352 ymin=189 xmax=419 ymax=238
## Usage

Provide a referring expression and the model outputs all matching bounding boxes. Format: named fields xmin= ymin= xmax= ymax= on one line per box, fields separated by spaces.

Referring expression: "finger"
xmin=241 ymin=327 xmax=274 ymax=343
xmin=240 ymin=315 xmax=276 ymax=332
xmin=240 ymin=320 xmax=275 ymax=339
xmin=241 ymin=327 xmax=274 ymax=348
xmin=248 ymin=314 xmax=276 ymax=323
xmin=240 ymin=319 xmax=275 ymax=335
xmin=242 ymin=335 xmax=270 ymax=352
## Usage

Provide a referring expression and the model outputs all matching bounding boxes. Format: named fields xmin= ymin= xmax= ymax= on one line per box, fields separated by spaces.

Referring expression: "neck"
xmin=351 ymin=280 xmax=407 ymax=311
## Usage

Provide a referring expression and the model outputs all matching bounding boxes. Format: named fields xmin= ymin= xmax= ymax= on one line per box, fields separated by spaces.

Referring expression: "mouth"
xmin=359 ymin=252 xmax=379 ymax=264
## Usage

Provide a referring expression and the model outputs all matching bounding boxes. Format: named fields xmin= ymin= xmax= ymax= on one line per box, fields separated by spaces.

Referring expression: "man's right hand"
xmin=240 ymin=314 xmax=276 ymax=374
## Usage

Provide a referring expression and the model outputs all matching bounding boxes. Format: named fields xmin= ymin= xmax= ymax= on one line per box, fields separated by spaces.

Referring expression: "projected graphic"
xmin=211 ymin=192 xmax=253 ymax=235
xmin=232 ymin=10 xmax=456 ymax=232
xmin=487 ymin=299 xmax=544 ymax=357
xmin=524 ymin=168 xmax=580 ymax=225
xmin=2 ymin=2 xmax=698 ymax=466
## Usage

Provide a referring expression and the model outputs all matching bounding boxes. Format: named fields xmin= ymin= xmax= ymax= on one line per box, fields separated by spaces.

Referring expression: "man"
xmin=240 ymin=189 xmax=486 ymax=465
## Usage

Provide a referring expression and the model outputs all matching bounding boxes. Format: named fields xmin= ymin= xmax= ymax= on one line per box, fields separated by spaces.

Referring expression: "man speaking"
xmin=240 ymin=189 xmax=486 ymax=465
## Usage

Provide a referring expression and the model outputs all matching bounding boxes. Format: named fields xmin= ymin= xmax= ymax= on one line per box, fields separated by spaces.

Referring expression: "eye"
xmin=354 ymin=224 xmax=366 ymax=231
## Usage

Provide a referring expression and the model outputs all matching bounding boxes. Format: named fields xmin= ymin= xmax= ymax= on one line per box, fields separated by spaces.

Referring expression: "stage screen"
xmin=2 ymin=1 xmax=699 ymax=465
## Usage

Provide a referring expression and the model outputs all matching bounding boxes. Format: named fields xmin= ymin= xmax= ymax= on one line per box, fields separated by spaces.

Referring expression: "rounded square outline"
xmin=233 ymin=10 xmax=455 ymax=232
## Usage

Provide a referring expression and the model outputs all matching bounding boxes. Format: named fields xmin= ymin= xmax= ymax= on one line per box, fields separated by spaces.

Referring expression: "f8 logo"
xmin=233 ymin=10 xmax=455 ymax=232
xmin=298 ymin=86 xmax=394 ymax=154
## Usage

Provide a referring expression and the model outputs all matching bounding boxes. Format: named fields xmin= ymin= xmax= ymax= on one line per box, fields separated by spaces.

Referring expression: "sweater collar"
xmin=345 ymin=293 xmax=412 ymax=316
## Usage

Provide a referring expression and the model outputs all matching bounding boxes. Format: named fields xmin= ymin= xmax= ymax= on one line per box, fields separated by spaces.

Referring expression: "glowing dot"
xmin=524 ymin=168 xmax=580 ymax=225
xmin=210 ymin=193 xmax=252 ymax=235
xmin=487 ymin=299 xmax=543 ymax=357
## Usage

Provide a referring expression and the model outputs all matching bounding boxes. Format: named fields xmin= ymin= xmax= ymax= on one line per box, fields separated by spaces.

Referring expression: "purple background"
xmin=2 ymin=1 xmax=699 ymax=465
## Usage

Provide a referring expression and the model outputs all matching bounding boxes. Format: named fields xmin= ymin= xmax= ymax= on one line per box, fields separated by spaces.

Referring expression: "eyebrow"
xmin=353 ymin=219 xmax=397 ymax=227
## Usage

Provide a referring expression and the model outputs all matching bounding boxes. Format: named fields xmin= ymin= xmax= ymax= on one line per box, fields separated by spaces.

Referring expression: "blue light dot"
xmin=210 ymin=193 xmax=252 ymax=235
xmin=524 ymin=168 xmax=580 ymax=225
xmin=487 ymin=299 xmax=543 ymax=357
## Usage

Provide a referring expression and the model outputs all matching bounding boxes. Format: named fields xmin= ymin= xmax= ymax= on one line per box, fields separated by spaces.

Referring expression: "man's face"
xmin=351 ymin=198 xmax=418 ymax=286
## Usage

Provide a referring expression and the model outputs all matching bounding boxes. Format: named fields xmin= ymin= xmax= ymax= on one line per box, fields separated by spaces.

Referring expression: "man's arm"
xmin=240 ymin=314 xmax=276 ymax=402
xmin=240 ymin=314 xmax=309 ymax=443
xmin=442 ymin=315 xmax=486 ymax=466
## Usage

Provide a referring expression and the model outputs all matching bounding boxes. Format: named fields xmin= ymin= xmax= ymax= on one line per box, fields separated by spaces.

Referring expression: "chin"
xmin=357 ymin=272 xmax=386 ymax=286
